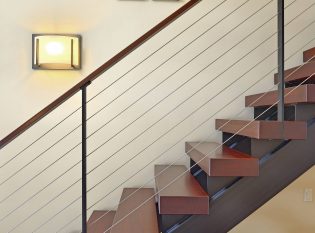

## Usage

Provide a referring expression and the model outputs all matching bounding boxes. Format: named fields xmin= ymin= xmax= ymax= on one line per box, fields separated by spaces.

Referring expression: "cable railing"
xmin=1 ymin=8 xmax=263 ymax=230
xmin=1 ymin=0 xmax=276 ymax=201
xmin=1 ymin=0 xmax=276 ymax=223
xmin=0 ymin=0 xmax=227 ymax=171
xmin=0 ymin=0 xmax=249 ymax=189
xmin=0 ymin=0 xmax=201 ymax=150
xmin=1 ymin=0 xmax=314 ymax=232
xmin=63 ymin=12 xmax=315 ymax=233
xmin=85 ymin=35 xmax=315 ymax=232
xmin=58 ymin=17 xmax=315 ymax=233
xmin=0 ymin=0 xmax=260 ymax=209
xmin=26 ymin=2 xmax=315 ymax=232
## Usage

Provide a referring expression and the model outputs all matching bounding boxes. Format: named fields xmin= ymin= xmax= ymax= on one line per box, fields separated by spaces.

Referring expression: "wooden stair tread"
xmin=274 ymin=62 xmax=315 ymax=84
xmin=110 ymin=188 xmax=159 ymax=233
xmin=215 ymin=119 xmax=307 ymax=140
xmin=87 ymin=210 xmax=115 ymax=233
xmin=303 ymin=47 xmax=315 ymax=62
xmin=185 ymin=142 xmax=259 ymax=177
xmin=245 ymin=84 xmax=315 ymax=107
xmin=155 ymin=165 xmax=209 ymax=215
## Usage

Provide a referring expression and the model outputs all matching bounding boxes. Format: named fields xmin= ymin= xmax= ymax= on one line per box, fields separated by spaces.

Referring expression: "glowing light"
xmin=45 ymin=42 xmax=65 ymax=56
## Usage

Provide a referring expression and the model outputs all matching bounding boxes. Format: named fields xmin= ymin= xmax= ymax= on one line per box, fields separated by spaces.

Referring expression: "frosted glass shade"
xmin=32 ymin=34 xmax=81 ymax=70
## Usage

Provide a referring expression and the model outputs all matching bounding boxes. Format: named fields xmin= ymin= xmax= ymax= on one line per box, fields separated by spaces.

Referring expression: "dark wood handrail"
xmin=0 ymin=0 xmax=201 ymax=150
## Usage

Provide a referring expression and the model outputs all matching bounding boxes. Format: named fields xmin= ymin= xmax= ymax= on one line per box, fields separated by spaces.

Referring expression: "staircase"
xmin=1 ymin=0 xmax=315 ymax=232
xmin=85 ymin=47 xmax=315 ymax=232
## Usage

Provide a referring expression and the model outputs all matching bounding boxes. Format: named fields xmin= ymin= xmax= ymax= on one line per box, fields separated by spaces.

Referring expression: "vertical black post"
xmin=81 ymin=84 xmax=88 ymax=233
xmin=277 ymin=0 xmax=285 ymax=122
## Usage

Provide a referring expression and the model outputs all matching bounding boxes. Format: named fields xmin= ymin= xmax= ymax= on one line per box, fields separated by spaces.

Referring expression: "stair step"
xmin=303 ymin=47 xmax=315 ymax=62
xmin=185 ymin=142 xmax=259 ymax=177
xmin=110 ymin=188 xmax=159 ymax=233
xmin=155 ymin=165 xmax=209 ymax=215
xmin=215 ymin=119 xmax=307 ymax=140
xmin=274 ymin=62 xmax=315 ymax=85
xmin=245 ymin=84 xmax=315 ymax=107
xmin=87 ymin=210 xmax=115 ymax=233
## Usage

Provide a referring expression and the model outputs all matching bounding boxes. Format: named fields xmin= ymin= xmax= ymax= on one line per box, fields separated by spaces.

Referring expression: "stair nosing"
xmin=245 ymin=84 xmax=315 ymax=107
xmin=215 ymin=119 xmax=307 ymax=140
xmin=274 ymin=62 xmax=315 ymax=84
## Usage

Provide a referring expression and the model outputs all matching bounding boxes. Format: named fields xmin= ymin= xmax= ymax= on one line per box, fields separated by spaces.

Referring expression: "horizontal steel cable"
xmin=0 ymin=0 xmax=243 ymax=190
xmin=0 ymin=0 xmax=228 ymax=170
xmin=0 ymin=0 xmax=251 ymax=204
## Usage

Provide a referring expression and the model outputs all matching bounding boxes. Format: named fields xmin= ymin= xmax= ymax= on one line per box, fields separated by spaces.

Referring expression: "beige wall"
xmin=230 ymin=166 xmax=315 ymax=233
xmin=0 ymin=0 xmax=315 ymax=232
xmin=0 ymin=0 xmax=183 ymax=137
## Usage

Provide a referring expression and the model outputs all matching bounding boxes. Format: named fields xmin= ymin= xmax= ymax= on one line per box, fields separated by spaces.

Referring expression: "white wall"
xmin=0 ymin=0 xmax=315 ymax=232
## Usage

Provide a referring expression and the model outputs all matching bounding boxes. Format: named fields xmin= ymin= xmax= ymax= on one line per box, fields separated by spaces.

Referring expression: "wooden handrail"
xmin=0 ymin=0 xmax=201 ymax=150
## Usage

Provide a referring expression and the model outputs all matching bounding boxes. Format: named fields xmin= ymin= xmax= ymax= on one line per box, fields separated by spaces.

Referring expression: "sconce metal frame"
xmin=32 ymin=33 xmax=82 ymax=70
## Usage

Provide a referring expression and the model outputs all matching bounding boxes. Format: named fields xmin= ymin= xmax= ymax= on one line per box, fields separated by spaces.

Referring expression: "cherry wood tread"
xmin=185 ymin=142 xmax=259 ymax=177
xmin=303 ymin=47 xmax=315 ymax=62
xmin=245 ymin=84 xmax=315 ymax=107
xmin=215 ymin=119 xmax=307 ymax=140
xmin=274 ymin=62 xmax=315 ymax=85
xmin=155 ymin=165 xmax=209 ymax=215
xmin=87 ymin=210 xmax=115 ymax=233
xmin=110 ymin=188 xmax=159 ymax=233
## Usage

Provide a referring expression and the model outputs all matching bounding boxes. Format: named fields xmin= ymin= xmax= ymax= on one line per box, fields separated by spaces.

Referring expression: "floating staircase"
xmin=2 ymin=1 xmax=315 ymax=232
xmin=86 ymin=46 xmax=315 ymax=233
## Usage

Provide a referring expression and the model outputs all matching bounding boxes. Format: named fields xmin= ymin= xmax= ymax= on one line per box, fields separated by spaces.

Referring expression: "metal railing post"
xmin=81 ymin=81 xmax=91 ymax=233
xmin=277 ymin=0 xmax=285 ymax=122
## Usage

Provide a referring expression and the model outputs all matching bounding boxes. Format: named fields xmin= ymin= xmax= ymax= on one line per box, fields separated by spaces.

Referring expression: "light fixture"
xmin=32 ymin=34 xmax=82 ymax=70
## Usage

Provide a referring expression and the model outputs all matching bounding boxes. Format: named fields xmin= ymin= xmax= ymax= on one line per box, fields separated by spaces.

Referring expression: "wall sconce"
xmin=32 ymin=34 xmax=82 ymax=70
